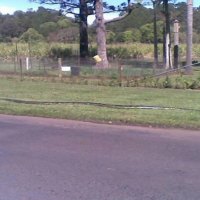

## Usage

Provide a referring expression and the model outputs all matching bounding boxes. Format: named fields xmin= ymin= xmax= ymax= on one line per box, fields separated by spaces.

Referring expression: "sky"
xmin=0 ymin=0 xmax=199 ymax=23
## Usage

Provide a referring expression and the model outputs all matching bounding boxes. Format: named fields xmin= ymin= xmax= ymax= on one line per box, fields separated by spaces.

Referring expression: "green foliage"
xmin=107 ymin=43 xmax=154 ymax=58
xmin=0 ymin=17 xmax=23 ymax=39
xmin=163 ymin=76 xmax=172 ymax=88
xmin=20 ymin=28 xmax=44 ymax=42
xmin=140 ymin=23 xmax=154 ymax=43
xmin=189 ymin=80 xmax=200 ymax=89
xmin=57 ymin=18 xmax=73 ymax=29
xmin=107 ymin=47 xmax=129 ymax=58
xmin=0 ymin=42 xmax=156 ymax=59
xmin=0 ymin=7 xmax=75 ymax=42
xmin=0 ymin=42 xmax=75 ymax=58
xmin=89 ymin=46 xmax=97 ymax=57
xmin=1 ymin=2 xmax=200 ymax=46
xmin=106 ymin=31 xmax=116 ymax=44
xmin=174 ymin=76 xmax=187 ymax=89
xmin=39 ymin=22 xmax=58 ymax=37
xmin=193 ymin=44 xmax=200 ymax=58
xmin=116 ymin=31 xmax=133 ymax=43
xmin=140 ymin=21 xmax=163 ymax=43
xmin=49 ymin=45 xmax=73 ymax=58
xmin=106 ymin=5 xmax=154 ymax=32
xmin=131 ymin=29 xmax=142 ymax=42
xmin=137 ymin=73 xmax=200 ymax=90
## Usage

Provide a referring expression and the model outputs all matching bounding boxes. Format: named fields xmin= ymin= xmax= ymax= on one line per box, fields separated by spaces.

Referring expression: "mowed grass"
xmin=0 ymin=78 xmax=200 ymax=129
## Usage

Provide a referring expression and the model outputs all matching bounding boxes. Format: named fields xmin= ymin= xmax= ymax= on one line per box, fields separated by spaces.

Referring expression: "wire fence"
xmin=1 ymin=40 xmax=199 ymax=81
xmin=0 ymin=56 xmax=166 ymax=76
xmin=0 ymin=55 xmax=199 ymax=88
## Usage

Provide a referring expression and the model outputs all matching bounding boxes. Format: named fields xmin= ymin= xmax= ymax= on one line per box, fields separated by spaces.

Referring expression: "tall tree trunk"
xmin=95 ymin=0 xmax=109 ymax=68
xmin=80 ymin=0 xmax=89 ymax=58
xmin=186 ymin=0 xmax=193 ymax=74
xmin=163 ymin=23 xmax=166 ymax=66
xmin=153 ymin=1 xmax=159 ymax=70
xmin=163 ymin=0 xmax=172 ymax=69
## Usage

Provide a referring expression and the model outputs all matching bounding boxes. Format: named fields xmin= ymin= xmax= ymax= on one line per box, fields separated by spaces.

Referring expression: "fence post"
xmin=19 ymin=58 xmax=23 ymax=81
xmin=42 ymin=58 xmax=46 ymax=74
xmin=14 ymin=56 xmax=17 ymax=74
xmin=28 ymin=41 xmax=32 ymax=69
xmin=58 ymin=58 xmax=62 ymax=78
xmin=118 ymin=60 xmax=123 ymax=87
xmin=15 ymin=42 xmax=19 ymax=73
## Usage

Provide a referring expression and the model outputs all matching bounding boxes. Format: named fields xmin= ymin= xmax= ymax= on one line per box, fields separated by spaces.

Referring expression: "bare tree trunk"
xmin=165 ymin=0 xmax=172 ymax=69
xmin=186 ymin=0 xmax=193 ymax=74
xmin=163 ymin=0 xmax=172 ymax=69
xmin=163 ymin=24 xmax=166 ymax=66
xmin=153 ymin=0 xmax=159 ymax=70
xmin=95 ymin=0 xmax=109 ymax=68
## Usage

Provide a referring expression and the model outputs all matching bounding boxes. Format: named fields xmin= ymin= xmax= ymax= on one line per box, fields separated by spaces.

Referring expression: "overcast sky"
xmin=0 ymin=0 xmax=199 ymax=24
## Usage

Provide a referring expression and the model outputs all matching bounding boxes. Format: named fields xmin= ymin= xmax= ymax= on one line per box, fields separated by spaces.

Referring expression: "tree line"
xmin=1 ymin=2 xmax=199 ymax=44
xmin=105 ymin=2 xmax=200 ymax=44
xmin=0 ymin=7 xmax=79 ymax=42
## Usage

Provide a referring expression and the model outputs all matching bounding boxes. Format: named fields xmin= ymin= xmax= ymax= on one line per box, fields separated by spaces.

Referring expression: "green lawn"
xmin=0 ymin=77 xmax=200 ymax=129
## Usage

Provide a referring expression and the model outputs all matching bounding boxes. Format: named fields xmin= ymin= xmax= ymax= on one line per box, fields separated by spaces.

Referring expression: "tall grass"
xmin=0 ymin=42 xmax=79 ymax=59
xmin=0 ymin=42 xmax=199 ymax=60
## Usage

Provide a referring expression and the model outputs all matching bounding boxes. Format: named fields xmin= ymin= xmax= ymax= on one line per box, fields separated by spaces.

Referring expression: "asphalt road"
xmin=0 ymin=114 xmax=200 ymax=200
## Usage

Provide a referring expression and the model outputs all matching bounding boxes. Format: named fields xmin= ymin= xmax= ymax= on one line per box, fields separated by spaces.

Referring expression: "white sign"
xmin=61 ymin=66 xmax=71 ymax=72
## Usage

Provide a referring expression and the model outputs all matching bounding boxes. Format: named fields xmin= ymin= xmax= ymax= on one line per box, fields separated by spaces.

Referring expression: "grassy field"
xmin=0 ymin=77 xmax=200 ymax=129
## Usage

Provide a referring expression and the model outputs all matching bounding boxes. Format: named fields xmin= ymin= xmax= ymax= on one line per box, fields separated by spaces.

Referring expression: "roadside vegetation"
xmin=0 ymin=78 xmax=200 ymax=129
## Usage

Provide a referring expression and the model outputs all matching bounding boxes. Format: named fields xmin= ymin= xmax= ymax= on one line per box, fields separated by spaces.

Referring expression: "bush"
xmin=107 ymin=46 xmax=144 ymax=59
xmin=49 ymin=46 xmax=72 ymax=58
xmin=188 ymin=80 xmax=200 ymax=89
xmin=20 ymin=28 xmax=44 ymax=43
xmin=163 ymin=76 xmax=173 ymax=88
xmin=89 ymin=46 xmax=97 ymax=57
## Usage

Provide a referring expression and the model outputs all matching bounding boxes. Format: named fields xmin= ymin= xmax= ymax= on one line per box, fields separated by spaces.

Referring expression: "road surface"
xmin=0 ymin=114 xmax=200 ymax=200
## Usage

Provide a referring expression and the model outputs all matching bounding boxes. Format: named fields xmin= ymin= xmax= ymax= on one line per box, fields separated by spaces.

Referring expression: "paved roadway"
xmin=0 ymin=114 xmax=200 ymax=200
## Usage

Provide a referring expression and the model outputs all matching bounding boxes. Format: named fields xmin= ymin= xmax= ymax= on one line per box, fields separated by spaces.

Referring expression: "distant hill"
xmin=106 ymin=5 xmax=154 ymax=32
xmin=0 ymin=7 xmax=78 ymax=42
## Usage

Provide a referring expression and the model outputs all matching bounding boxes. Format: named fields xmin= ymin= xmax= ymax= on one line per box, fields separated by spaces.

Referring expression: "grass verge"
xmin=0 ymin=77 xmax=200 ymax=129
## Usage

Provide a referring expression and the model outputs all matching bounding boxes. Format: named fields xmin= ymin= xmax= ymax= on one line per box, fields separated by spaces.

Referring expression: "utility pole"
xmin=186 ymin=0 xmax=193 ymax=74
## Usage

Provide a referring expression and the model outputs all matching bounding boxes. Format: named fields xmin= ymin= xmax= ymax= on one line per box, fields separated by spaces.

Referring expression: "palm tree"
xmin=186 ymin=0 xmax=193 ymax=74
xmin=163 ymin=0 xmax=172 ymax=69
xmin=152 ymin=0 xmax=159 ymax=69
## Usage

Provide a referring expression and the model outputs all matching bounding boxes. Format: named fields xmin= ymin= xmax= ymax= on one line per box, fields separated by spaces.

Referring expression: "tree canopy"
xmin=0 ymin=2 xmax=200 ymax=44
xmin=0 ymin=7 xmax=78 ymax=42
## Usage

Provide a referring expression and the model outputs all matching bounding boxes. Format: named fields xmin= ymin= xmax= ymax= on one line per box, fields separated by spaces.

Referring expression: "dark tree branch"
xmin=104 ymin=3 xmax=135 ymax=25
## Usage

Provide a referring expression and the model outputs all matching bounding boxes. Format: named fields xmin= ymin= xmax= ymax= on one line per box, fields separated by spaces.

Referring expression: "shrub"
xmin=20 ymin=28 xmax=44 ymax=43
xmin=89 ymin=46 xmax=97 ymax=57
xmin=188 ymin=80 xmax=200 ymax=89
xmin=163 ymin=76 xmax=173 ymax=88
xmin=49 ymin=46 xmax=72 ymax=58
